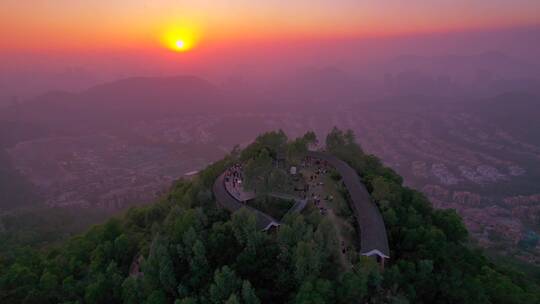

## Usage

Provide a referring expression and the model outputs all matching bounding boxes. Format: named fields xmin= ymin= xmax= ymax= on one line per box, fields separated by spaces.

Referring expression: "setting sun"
xmin=175 ymin=40 xmax=186 ymax=50
xmin=2 ymin=1 xmax=540 ymax=303
xmin=162 ymin=26 xmax=198 ymax=53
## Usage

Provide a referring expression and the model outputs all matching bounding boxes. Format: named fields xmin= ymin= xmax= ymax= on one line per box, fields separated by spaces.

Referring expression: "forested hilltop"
xmin=1 ymin=128 xmax=538 ymax=304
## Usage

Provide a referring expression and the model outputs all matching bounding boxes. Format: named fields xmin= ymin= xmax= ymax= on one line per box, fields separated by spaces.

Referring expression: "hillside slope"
xmin=0 ymin=129 xmax=538 ymax=304
xmin=0 ymin=121 xmax=45 ymax=210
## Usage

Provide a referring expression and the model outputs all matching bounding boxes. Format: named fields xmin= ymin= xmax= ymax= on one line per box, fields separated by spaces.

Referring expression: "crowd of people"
xmin=301 ymin=156 xmax=332 ymax=215
xmin=302 ymin=156 xmax=354 ymax=262
xmin=224 ymin=163 xmax=247 ymax=200
xmin=223 ymin=157 xmax=334 ymax=218
xmin=223 ymin=156 xmax=353 ymax=261
xmin=303 ymin=156 xmax=354 ymax=259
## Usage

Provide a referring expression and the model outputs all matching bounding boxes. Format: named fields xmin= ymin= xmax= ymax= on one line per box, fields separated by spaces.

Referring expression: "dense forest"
xmin=0 ymin=128 xmax=538 ymax=303
xmin=0 ymin=207 xmax=111 ymax=259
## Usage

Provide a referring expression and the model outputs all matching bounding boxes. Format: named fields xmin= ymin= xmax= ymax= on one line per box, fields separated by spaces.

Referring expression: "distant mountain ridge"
xmin=389 ymin=52 xmax=540 ymax=82
xmin=0 ymin=75 xmax=225 ymax=127
xmin=82 ymin=75 xmax=222 ymax=109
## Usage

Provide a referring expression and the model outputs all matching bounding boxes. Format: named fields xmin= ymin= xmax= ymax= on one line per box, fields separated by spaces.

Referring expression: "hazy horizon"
xmin=1 ymin=2 xmax=540 ymax=297
xmin=1 ymin=1 xmax=540 ymax=101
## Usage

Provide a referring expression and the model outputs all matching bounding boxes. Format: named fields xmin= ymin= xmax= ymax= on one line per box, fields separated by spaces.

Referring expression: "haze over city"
xmin=1 ymin=1 xmax=539 ymax=303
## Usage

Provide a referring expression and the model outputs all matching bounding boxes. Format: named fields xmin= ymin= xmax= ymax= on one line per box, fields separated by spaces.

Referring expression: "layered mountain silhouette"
xmin=0 ymin=76 xmax=225 ymax=127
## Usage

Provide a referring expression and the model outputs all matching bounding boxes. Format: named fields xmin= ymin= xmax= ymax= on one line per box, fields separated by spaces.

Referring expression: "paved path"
xmin=306 ymin=151 xmax=390 ymax=259
xmin=225 ymin=179 xmax=256 ymax=202
xmin=213 ymin=152 xmax=390 ymax=261
xmin=213 ymin=172 xmax=280 ymax=230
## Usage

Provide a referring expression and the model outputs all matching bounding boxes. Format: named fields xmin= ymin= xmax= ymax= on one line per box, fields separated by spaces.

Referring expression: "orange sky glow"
xmin=1 ymin=1 xmax=539 ymax=52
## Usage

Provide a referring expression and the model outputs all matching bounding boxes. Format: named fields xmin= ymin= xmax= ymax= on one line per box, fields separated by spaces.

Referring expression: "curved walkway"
xmin=213 ymin=151 xmax=390 ymax=261
xmin=213 ymin=172 xmax=280 ymax=230
xmin=307 ymin=151 xmax=390 ymax=259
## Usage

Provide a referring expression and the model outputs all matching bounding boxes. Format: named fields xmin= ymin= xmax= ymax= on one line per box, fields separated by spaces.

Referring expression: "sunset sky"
xmin=2 ymin=0 xmax=540 ymax=51
xmin=1 ymin=0 xmax=540 ymax=99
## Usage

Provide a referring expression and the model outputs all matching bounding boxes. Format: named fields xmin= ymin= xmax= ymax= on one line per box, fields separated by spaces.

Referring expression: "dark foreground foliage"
xmin=0 ymin=128 xmax=538 ymax=304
